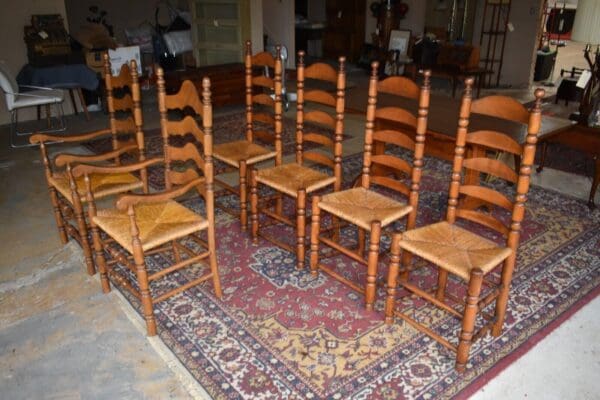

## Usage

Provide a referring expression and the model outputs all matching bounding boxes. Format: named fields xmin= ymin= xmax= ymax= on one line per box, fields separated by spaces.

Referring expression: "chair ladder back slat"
xmin=466 ymin=130 xmax=522 ymax=155
xmin=303 ymin=151 xmax=334 ymax=169
xmin=377 ymin=76 xmax=420 ymax=99
xmin=371 ymin=154 xmax=413 ymax=176
xmin=462 ymin=157 xmax=518 ymax=183
xmin=304 ymin=110 xmax=336 ymax=130
xmin=304 ymin=89 xmax=336 ymax=107
xmin=252 ymin=75 xmax=274 ymax=88
xmin=111 ymin=95 xmax=133 ymax=112
xmin=253 ymin=129 xmax=275 ymax=144
xmin=370 ymin=175 xmax=411 ymax=197
xmin=471 ymin=95 xmax=529 ymax=124
xmin=168 ymin=143 xmax=206 ymax=173
xmin=375 ymin=107 xmax=417 ymax=128
xmin=373 ymin=130 xmax=415 ymax=151
xmin=455 ymin=209 xmax=510 ymax=236
xmin=252 ymin=51 xmax=276 ymax=68
xmin=165 ymin=81 xmax=204 ymax=117
xmin=303 ymin=132 xmax=334 ymax=149
xmin=164 ymin=115 xmax=205 ymax=144
xmin=459 ymin=185 xmax=514 ymax=211
xmin=252 ymin=93 xmax=274 ymax=107
xmin=304 ymin=62 xmax=338 ymax=83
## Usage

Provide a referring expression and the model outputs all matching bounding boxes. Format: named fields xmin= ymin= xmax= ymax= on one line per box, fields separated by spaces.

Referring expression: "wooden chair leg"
xmin=357 ymin=228 xmax=366 ymax=257
xmin=309 ymin=195 xmax=321 ymax=276
xmin=385 ymin=232 xmax=402 ymax=323
xmin=239 ymin=160 xmax=248 ymax=231
xmin=436 ymin=269 xmax=448 ymax=301
xmin=456 ymin=268 xmax=484 ymax=372
xmin=76 ymin=88 xmax=90 ymax=120
xmin=69 ymin=89 xmax=78 ymax=115
xmin=132 ymin=242 xmax=157 ymax=336
xmin=91 ymin=224 xmax=111 ymax=293
xmin=171 ymin=240 xmax=181 ymax=263
xmin=588 ymin=157 xmax=599 ymax=209
xmin=365 ymin=221 xmax=381 ymax=310
xmin=207 ymin=226 xmax=222 ymax=298
xmin=250 ymin=168 xmax=259 ymax=244
xmin=536 ymin=142 xmax=548 ymax=173
xmin=72 ymin=198 xmax=95 ymax=275
xmin=296 ymin=189 xmax=307 ymax=270
xmin=49 ymin=187 xmax=68 ymax=244
xmin=492 ymin=255 xmax=516 ymax=336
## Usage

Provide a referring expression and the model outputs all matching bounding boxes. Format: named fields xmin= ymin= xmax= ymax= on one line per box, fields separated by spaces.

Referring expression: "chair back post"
xmin=129 ymin=59 xmax=148 ymax=193
xmin=274 ymin=45 xmax=283 ymax=166
xmin=361 ymin=61 xmax=380 ymax=190
xmin=447 ymin=77 xmax=474 ymax=223
xmin=508 ymin=88 xmax=544 ymax=252
xmin=295 ymin=50 xmax=305 ymax=165
xmin=244 ymin=40 xmax=253 ymax=142
xmin=201 ymin=77 xmax=215 ymax=221
xmin=103 ymin=53 xmax=119 ymax=160
xmin=156 ymin=67 xmax=173 ymax=190
xmin=333 ymin=56 xmax=346 ymax=191
xmin=407 ymin=69 xmax=431 ymax=229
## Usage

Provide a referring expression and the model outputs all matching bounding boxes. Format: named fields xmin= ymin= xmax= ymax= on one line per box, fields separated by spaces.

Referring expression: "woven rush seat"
xmin=319 ymin=187 xmax=412 ymax=231
xmin=399 ymin=221 xmax=511 ymax=281
xmin=213 ymin=140 xmax=277 ymax=167
xmin=49 ymin=171 xmax=142 ymax=204
xmin=93 ymin=201 xmax=208 ymax=253
xmin=256 ymin=163 xmax=336 ymax=197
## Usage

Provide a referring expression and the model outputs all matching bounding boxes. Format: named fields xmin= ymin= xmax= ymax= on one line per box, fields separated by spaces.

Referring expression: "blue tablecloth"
xmin=17 ymin=64 xmax=99 ymax=91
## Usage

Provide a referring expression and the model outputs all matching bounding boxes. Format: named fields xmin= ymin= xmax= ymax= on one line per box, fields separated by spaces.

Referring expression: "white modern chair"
xmin=0 ymin=61 xmax=65 ymax=148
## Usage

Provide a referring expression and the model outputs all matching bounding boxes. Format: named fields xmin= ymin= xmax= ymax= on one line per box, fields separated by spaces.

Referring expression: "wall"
xmin=262 ymin=0 xmax=295 ymax=65
xmin=473 ymin=0 xmax=544 ymax=88
xmin=63 ymin=0 xmax=188 ymax=45
xmin=0 ymin=0 xmax=68 ymax=125
xmin=364 ymin=0 xmax=427 ymax=43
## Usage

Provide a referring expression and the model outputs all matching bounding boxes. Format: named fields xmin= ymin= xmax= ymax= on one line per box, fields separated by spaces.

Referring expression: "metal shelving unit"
xmin=478 ymin=0 xmax=512 ymax=87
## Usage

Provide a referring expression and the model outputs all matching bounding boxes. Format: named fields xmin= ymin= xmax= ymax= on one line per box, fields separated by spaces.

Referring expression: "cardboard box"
xmin=108 ymin=46 xmax=142 ymax=76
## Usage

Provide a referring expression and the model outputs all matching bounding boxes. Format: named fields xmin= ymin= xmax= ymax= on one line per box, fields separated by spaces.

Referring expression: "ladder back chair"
xmin=30 ymin=56 xmax=148 ymax=276
xmin=73 ymin=73 xmax=222 ymax=336
xmin=384 ymin=80 xmax=545 ymax=371
xmin=309 ymin=63 xmax=431 ymax=310
xmin=213 ymin=41 xmax=283 ymax=230
xmin=250 ymin=51 xmax=346 ymax=270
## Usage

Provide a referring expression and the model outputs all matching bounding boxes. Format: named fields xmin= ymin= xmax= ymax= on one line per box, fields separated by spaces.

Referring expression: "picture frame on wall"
xmin=386 ymin=29 xmax=412 ymax=76
xmin=388 ymin=29 xmax=411 ymax=55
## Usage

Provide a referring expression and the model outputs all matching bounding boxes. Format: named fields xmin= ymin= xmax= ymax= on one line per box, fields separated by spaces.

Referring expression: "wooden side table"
xmin=537 ymin=123 xmax=600 ymax=209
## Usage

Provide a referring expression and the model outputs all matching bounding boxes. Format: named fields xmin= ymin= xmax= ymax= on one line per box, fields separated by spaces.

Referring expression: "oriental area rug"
xmin=107 ymin=152 xmax=600 ymax=399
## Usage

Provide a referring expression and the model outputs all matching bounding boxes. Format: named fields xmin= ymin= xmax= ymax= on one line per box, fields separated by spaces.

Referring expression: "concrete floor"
xmin=0 ymin=75 xmax=598 ymax=399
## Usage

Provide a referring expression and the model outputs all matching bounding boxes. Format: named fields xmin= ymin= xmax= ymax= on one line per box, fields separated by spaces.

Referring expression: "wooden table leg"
xmin=76 ymin=88 xmax=90 ymax=120
xmin=589 ymin=157 xmax=600 ymax=209
xmin=68 ymin=89 xmax=78 ymax=116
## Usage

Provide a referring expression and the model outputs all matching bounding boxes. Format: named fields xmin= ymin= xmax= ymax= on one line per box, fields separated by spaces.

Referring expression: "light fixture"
xmin=571 ymin=0 xmax=600 ymax=124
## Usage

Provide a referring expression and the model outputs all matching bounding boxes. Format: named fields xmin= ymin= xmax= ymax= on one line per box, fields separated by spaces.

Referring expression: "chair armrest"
xmin=115 ymin=177 xmax=205 ymax=211
xmin=54 ymin=143 xmax=138 ymax=167
xmin=30 ymin=128 xmax=113 ymax=145
xmin=72 ymin=157 xmax=163 ymax=178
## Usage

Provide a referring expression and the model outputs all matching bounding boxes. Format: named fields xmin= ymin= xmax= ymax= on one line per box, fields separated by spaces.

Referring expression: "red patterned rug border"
xmin=456 ymin=284 xmax=600 ymax=399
